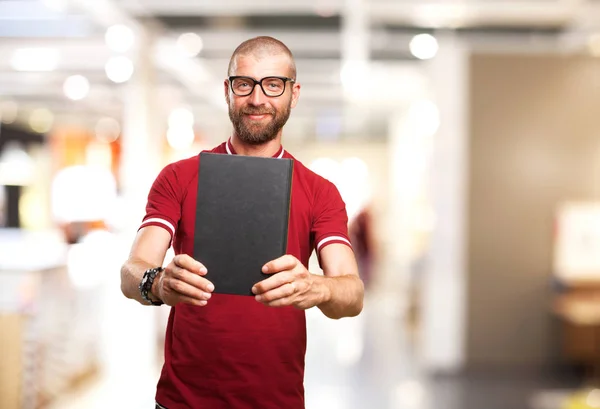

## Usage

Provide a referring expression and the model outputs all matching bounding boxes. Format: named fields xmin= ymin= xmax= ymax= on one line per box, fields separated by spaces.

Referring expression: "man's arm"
xmin=120 ymin=226 xmax=171 ymax=304
xmin=121 ymin=226 xmax=215 ymax=306
xmin=252 ymin=243 xmax=364 ymax=319
xmin=315 ymin=243 xmax=364 ymax=319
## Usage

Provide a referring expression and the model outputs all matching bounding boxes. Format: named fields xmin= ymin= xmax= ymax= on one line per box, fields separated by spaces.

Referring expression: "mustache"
xmin=242 ymin=108 xmax=275 ymax=115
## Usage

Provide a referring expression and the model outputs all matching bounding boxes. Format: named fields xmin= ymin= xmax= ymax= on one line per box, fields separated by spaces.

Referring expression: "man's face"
xmin=225 ymin=54 xmax=300 ymax=145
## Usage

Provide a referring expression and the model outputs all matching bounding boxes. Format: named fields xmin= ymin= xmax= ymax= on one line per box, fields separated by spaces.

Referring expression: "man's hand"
xmin=251 ymin=255 xmax=330 ymax=309
xmin=154 ymin=254 xmax=215 ymax=307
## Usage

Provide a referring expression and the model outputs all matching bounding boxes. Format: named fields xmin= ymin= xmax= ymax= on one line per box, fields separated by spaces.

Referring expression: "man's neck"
xmin=230 ymin=135 xmax=282 ymax=157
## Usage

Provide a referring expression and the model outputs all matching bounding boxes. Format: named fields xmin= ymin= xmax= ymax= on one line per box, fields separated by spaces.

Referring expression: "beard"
xmin=229 ymin=100 xmax=292 ymax=145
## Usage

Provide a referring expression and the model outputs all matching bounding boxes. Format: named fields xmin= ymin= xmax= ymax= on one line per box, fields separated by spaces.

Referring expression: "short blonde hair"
xmin=227 ymin=36 xmax=297 ymax=80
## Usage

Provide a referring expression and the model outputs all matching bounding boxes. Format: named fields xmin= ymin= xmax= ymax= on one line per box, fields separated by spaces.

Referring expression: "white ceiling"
xmin=1 ymin=0 xmax=599 ymax=142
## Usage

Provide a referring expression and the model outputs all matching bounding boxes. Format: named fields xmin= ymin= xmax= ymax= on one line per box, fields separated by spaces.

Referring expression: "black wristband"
xmin=139 ymin=267 xmax=164 ymax=306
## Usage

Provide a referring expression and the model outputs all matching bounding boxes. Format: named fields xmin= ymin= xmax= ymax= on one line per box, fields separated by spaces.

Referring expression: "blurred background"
xmin=2 ymin=0 xmax=600 ymax=408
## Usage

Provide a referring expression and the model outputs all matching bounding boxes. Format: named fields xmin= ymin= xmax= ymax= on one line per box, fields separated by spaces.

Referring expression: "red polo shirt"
xmin=139 ymin=139 xmax=352 ymax=409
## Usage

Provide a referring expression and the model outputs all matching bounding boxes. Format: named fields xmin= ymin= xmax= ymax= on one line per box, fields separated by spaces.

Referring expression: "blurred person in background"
xmin=349 ymin=203 xmax=376 ymax=290
xmin=120 ymin=36 xmax=364 ymax=409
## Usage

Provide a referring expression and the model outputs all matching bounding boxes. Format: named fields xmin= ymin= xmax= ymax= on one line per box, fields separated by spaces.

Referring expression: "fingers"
xmin=254 ymin=254 xmax=300 ymax=293
xmin=260 ymin=295 xmax=295 ymax=308
xmin=175 ymin=295 xmax=209 ymax=307
xmin=169 ymin=262 xmax=214 ymax=293
xmin=163 ymin=275 xmax=213 ymax=301
xmin=173 ymin=254 xmax=207 ymax=276
xmin=160 ymin=255 xmax=214 ymax=307
xmin=262 ymin=254 xmax=298 ymax=274
xmin=255 ymin=281 xmax=298 ymax=304
xmin=252 ymin=272 xmax=294 ymax=295
xmin=253 ymin=255 xmax=315 ymax=308
xmin=254 ymin=255 xmax=307 ymax=295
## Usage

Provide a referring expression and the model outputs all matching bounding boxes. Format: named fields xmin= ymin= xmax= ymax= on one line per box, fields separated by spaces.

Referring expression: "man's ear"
xmin=224 ymin=79 xmax=230 ymax=105
xmin=290 ymin=82 xmax=301 ymax=109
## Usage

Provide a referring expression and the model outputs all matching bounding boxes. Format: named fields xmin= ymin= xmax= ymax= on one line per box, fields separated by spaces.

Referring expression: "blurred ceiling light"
xmin=28 ymin=108 xmax=54 ymax=133
xmin=408 ymin=99 xmax=440 ymax=137
xmin=41 ymin=0 xmax=68 ymax=12
xmin=409 ymin=34 xmax=439 ymax=60
xmin=0 ymin=141 xmax=34 ymax=186
xmin=168 ymin=107 xmax=194 ymax=129
xmin=95 ymin=117 xmax=121 ymax=143
xmin=166 ymin=127 xmax=195 ymax=150
xmin=0 ymin=100 xmax=18 ymax=124
xmin=105 ymin=24 xmax=135 ymax=53
xmin=177 ymin=33 xmax=204 ymax=57
xmin=63 ymin=74 xmax=90 ymax=101
xmin=10 ymin=48 xmax=59 ymax=72
xmin=105 ymin=56 xmax=134 ymax=83
xmin=588 ymin=34 xmax=600 ymax=57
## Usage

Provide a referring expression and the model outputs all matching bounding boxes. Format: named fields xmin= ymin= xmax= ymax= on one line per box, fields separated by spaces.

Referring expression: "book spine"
xmin=281 ymin=161 xmax=293 ymax=255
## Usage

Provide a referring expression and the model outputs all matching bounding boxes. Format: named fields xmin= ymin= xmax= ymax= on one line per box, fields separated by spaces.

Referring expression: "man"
xmin=120 ymin=36 xmax=364 ymax=409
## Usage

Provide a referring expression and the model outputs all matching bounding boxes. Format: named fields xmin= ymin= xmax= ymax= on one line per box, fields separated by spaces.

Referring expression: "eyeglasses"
xmin=229 ymin=76 xmax=295 ymax=97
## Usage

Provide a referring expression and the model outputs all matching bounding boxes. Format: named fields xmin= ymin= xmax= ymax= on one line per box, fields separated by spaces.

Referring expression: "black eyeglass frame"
xmin=228 ymin=76 xmax=295 ymax=97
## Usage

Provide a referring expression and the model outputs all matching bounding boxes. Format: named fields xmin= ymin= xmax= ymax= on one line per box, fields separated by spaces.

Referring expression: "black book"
xmin=193 ymin=152 xmax=293 ymax=296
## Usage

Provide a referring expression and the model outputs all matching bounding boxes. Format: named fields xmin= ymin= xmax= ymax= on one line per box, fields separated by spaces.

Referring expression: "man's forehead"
xmin=232 ymin=53 xmax=292 ymax=75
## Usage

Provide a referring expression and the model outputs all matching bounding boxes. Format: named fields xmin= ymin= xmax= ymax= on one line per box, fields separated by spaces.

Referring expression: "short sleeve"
xmin=138 ymin=164 xmax=181 ymax=241
xmin=311 ymin=180 xmax=353 ymax=255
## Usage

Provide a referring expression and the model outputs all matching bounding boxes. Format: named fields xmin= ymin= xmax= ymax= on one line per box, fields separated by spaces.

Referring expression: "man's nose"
xmin=248 ymin=83 xmax=267 ymax=105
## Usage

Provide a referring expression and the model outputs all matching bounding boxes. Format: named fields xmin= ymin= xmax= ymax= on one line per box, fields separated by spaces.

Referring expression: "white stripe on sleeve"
xmin=316 ymin=236 xmax=352 ymax=252
xmin=141 ymin=218 xmax=175 ymax=237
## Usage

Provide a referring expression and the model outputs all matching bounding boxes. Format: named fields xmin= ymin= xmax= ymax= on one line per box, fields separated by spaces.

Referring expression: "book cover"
xmin=193 ymin=152 xmax=293 ymax=296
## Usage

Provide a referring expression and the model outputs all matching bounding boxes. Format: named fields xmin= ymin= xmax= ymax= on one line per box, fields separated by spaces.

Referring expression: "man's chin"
xmin=237 ymin=129 xmax=277 ymax=145
xmin=243 ymin=135 xmax=276 ymax=145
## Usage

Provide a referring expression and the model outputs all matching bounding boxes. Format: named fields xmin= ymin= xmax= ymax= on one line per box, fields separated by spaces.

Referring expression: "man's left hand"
xmin=251 ymin=255 xmax=329 ymax=309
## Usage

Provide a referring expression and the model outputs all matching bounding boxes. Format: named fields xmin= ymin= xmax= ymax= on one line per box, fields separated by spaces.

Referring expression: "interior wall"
xmin=289 ymin=140 xmax=391 ymax=279
xmin=467 ymin=53 xmax=600 ymax=369
xmin=290 ymin=140 xmax=390 ymax=229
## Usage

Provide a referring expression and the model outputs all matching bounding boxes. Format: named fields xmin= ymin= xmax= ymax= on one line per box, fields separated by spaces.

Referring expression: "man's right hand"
xmin=153 ymin=254 xmax=214 ymax=307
